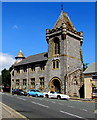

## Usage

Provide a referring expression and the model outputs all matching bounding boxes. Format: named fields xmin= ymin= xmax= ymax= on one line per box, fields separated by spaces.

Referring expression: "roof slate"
xmin=83 ymin=62 xmax=97 ymax=74
xmin=54 ymin=10 xmax=76 ymax=31
xmin=14 ymin=52 xmax=48 ymax=66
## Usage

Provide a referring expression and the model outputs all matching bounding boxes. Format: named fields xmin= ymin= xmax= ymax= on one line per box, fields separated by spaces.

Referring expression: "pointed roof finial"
xmin=15 ymin=50 xmax=25 ymax=59
xmin=61 ymin=2 xmax=64 ymax=11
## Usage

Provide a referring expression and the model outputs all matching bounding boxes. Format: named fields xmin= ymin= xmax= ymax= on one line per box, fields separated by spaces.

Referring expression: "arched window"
xmin=52 ymin=60 xmax=56 ymax=69
xmin=56 ymin=60 xmax=59 ymax=68
xmin=52 ymin=60 xmax=60 ymax=69
xmin=53 ymin=38 xmax=60 ymax=55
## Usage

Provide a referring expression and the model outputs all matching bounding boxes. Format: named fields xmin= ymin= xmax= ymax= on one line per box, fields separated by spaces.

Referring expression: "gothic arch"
xmin=49 ymin=77 xmax=61 ymax=93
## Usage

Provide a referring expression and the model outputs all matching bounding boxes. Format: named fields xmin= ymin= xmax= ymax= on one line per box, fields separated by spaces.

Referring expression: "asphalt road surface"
xmin=1 ymin=93 xmax=97 ymax=120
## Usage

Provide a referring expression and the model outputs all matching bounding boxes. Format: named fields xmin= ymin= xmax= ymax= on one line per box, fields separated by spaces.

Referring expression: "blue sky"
xmin=2 ymin=2 xmax=95 ymax=65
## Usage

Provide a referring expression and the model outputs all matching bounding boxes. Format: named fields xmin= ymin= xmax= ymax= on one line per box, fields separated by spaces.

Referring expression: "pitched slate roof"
xmin=14 ymin=52 xmax=48 ymax=66
xmin=83 ymin=62 xmax=97 ymax=74
xmin=54 ymin=10 xmax=76 ymax=31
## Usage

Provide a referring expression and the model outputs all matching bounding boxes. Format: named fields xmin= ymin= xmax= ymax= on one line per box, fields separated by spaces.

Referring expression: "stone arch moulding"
xmin=49 ymin=77 xmax=62 ymax=93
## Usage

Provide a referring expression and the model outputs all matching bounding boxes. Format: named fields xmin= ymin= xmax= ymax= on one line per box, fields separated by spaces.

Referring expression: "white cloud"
xmin=12 ymin=25 xmax=18 ymax=29
xmin=0 ymin=53 xmax=15 ymax=74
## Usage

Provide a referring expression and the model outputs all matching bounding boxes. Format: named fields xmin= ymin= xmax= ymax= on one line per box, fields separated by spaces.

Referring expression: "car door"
xmin=49 ymin=91 xmax=56 ymax=98
xmin=30 ymin=89 xmax=36 ymax=96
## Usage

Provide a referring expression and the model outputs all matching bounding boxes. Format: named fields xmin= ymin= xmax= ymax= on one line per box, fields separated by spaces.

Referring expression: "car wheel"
xmin=57 ymin=96 xmax=61 ymax=100
xmin=27 ymin=93 xmax=30 ymax=96
xmin=45 ymin=94 xmax=49 ymax=98
xmin=36 ymin=94 xmax=38 ymax=97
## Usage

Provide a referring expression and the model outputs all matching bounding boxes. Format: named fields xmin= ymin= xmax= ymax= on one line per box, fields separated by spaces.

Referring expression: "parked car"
xmin=27 ymin=89 xmax=43 ymax=97
xmin=12 ymin=89 xmax=27 ymax=96
xmin=43 ymin=91 xmax=70 ymax=100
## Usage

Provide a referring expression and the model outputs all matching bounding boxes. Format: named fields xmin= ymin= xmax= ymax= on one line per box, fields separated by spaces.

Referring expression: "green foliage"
xmin=1 ymin=68 xmax=11 ymax=87
xmin=83 ymin=63 xmax=89 ymax=71
xmin=0 ymin=75 xmax=2 ymax=85
xmin=80 ymin=50 xmax=83 ymax=63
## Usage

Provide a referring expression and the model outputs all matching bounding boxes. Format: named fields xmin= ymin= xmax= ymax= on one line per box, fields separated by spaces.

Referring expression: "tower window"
xmin=56 ymin=60 xmax=59 ymax=68
xmin=53 ymin=38 xmax=60 ymax=55
xmin=52 ymin=60 xmax=60 ymax=69
xmin=53 ymin=61 xmax=56 ymax=69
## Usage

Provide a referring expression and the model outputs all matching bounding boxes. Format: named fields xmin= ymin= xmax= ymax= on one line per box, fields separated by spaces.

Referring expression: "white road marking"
xmin=31 ymin=101 xmax=49 ymax=108
xmin=81 ymin=109 xmax=88 ymax=112
xmin=60 ymin=111 xmax=88 ymax=120
xmin=36 ymin=103 xmax=49 ymax=108
xmin=58 ymin=103 xmax=63 ymax=105
xmin=31 ymin=101 xmax=37 ymax=104
xmin=17 ymin=97 xmax=26 ymax=101
xmin=68 ymin=106 xmax=75 ymax=108
xmin=52 ymin=101 xmax=56 ymax=103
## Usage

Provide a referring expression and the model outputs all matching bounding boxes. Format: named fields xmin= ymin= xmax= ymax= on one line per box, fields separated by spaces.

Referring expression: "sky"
xmin=1 ymin=2 xmax=95 ymax=72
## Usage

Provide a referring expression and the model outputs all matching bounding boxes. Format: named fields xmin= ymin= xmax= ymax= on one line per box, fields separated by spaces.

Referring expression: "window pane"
xmin=56 ymin=60 xmax=59 ymax=68
xmin=40 ymin=78 xmax=44 ymax=88
xmin=54 ymin=38 xmax=60 ymax=55
xmin=31 ymin=78 xmax=35 ymax=88
xmin=53 ymin=61 xmax=55 ymax=69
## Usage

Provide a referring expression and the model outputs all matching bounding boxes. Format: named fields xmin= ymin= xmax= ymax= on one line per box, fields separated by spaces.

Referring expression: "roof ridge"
xmin=14 ymin=52 xmax=48 ymax=66
xmin=30 ymin=52 xmax=47 ymax=57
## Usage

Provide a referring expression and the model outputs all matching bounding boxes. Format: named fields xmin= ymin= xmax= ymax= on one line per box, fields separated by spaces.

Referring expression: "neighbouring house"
xmin=11 ymin=9 xmax=84 ymax=98
xmin=84 ymin=62 xmax=97 ymax=99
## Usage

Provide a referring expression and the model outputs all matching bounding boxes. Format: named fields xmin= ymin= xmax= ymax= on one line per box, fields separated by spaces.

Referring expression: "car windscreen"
xmin=30 ymin=90 xmax=36 ymax=92
xmin=36 ymin=90 xmax=40 ymax=92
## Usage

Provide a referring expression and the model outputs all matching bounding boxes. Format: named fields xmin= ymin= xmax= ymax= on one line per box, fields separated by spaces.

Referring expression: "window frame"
xmin=53 ymin=37 xmax=60 ymax=55
xmin=39 ymin=77 xmax=44 ymax=89
xmin=30 ymin=78 xmax=35 ymax=89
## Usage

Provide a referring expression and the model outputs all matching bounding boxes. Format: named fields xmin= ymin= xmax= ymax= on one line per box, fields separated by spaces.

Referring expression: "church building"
xmin=11 ymin=10 xmax=84 ymax=97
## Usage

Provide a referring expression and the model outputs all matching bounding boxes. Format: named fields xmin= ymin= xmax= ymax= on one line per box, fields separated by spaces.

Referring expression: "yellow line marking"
xmin=0 ymin=102 xmax=28 ymax=119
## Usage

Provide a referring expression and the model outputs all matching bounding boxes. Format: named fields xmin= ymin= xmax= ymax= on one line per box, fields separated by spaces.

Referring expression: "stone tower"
xmin=46 ymin=10 xmax=83 ymax=97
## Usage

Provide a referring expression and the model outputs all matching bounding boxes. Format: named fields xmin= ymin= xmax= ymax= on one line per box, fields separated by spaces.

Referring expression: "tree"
xmin=0 ymin=75 xmax=2 ymax=85
xmin=83 ymin=63 xmax=89 ymax=71
xmin=80 ymin=49 xmax=89 ymax=71
xmin=1 ymin=68 xmax=11 ymax=88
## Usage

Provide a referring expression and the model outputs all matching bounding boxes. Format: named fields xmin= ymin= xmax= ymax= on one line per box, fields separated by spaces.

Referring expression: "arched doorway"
xmin=50 ymin=78 xmax=61 ymax=93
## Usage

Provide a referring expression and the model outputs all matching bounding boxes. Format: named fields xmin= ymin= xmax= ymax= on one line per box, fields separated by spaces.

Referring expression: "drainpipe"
xmin=26 ymin=66 xmax=29 ymax=92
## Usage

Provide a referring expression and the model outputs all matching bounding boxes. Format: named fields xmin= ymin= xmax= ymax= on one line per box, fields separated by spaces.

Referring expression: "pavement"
xmin=70 ymin=97 xmax=97 ymax=103
xmin=0 ymin=102 xmax=28 ymax=119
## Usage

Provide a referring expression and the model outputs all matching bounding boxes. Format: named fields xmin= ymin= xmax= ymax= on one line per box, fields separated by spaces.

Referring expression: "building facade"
xmin=11 ymin=10 xmax=84 ymax=97
xmin=84 ymin=62 xmax=97 ymax=99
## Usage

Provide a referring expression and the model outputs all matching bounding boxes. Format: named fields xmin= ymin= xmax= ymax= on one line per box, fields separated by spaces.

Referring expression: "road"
xmin=1 ymin=93 xmax=96 ymax=120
